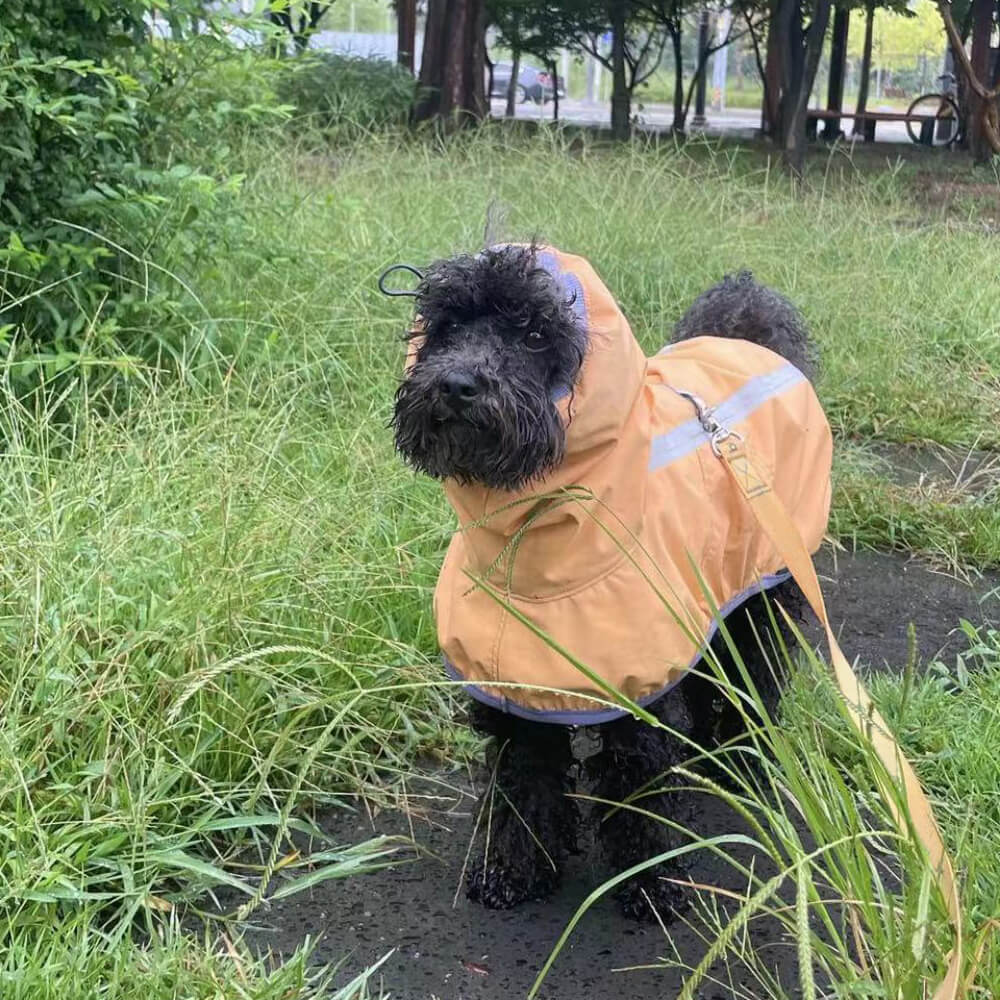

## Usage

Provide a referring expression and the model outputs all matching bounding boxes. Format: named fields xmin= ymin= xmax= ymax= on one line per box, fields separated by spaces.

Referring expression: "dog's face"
xmin=392 ymin=246 xmax=586 ymax=492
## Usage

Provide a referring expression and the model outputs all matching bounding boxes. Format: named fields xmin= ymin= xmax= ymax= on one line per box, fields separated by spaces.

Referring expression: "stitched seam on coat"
xmin=501 ymin=531 xmax=641 ymax=605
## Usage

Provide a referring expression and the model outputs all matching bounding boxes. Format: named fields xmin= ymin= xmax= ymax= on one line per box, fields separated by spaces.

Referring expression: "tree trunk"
xmin=413 ymin=0 xmax=487 ymax=125
xmin=745 ymin=13 xmax=769 ymax=132
xmin=506 ymin=49 xmax=521 ymax=117
xmin=821 ymin=5 xmax=849 ymax=139
xmin=762 ymin=0 xmax=783 ymax=136
xmin=853 ymin=1 xmax=874 ymax=135
xmin=670 ymin=27 xmax=684 ymax=131
xmin=549 ymin=58 xmax=560 ymax=121
xmin=610 ymin=0 xmax=631 ymax=139
xmin=692 ymin=10 xmax=711 ymax=125
xmin=396 ymin=0 xmax=417 ymax=72
xmin=936 ymin=0 xmax=1000 ymax=155
xmin=969 ymin=0 xmax=993 ymax=162
xmin=775 ymin=0 xmax=800 ymax=147
xmin=779 ymin=0 xmax=832 ymax=176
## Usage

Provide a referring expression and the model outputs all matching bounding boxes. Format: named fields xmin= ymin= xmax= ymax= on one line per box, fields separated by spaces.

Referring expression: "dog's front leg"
xmin=465 ymin=702 xmax=578 ymax=909
xmin=589 ymin=701 xmax=694 ymax=922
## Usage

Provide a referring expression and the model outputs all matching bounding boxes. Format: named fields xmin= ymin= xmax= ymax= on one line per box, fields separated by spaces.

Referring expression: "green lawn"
xmin=2 ymin=129 xmax=999 ymax=996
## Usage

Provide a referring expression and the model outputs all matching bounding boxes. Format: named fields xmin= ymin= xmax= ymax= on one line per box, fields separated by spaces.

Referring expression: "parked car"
xmin=491 ymin=62 xmax=565 ymax=104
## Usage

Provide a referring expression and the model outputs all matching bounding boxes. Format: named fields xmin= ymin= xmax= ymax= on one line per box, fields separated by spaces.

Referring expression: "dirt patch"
xmin=209 ymin=549 xmax=999 ymax=999
xmin=852 ymin=440 xmax=1000 ymax=501
xmin=910 ymin=171 xmax=1000 ymax=223
xmin=227 ymin=786 xmax=805 ymax=1000
xmin=813 ymin=547 xmax=999 ymax=669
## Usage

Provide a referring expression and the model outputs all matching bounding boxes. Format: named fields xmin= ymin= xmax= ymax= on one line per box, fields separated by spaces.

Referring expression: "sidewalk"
xmin=493 ymin=98 xmax=915 ymax=144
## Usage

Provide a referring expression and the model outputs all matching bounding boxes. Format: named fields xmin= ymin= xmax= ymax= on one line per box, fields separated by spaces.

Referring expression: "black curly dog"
xmin=393 ymin=245 xmax=814 ymax=921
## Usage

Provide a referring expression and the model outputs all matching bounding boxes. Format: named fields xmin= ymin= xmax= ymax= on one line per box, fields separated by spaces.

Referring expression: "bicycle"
xmin=905 ymin=72 xmax=962 ymax=147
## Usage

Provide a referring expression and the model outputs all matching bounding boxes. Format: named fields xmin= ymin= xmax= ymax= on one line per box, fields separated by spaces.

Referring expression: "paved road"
xmin=491 ymin=97 xmax=916 ymax=144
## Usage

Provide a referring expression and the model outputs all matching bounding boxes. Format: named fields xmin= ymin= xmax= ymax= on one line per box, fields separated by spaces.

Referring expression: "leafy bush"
xmin=142 ymin=33 xmax=292 ymax=167
xmin=276 ymin=52 xmax=416 ymax=136
xmin=0 ymin=3 xmax=283 ymax=381
xmin=0 ymin=6 xmax=418 ymax=385
xmin=0 ymin=3 xmax=150 ymax=348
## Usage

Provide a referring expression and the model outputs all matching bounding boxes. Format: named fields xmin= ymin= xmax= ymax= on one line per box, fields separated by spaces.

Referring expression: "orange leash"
xmin=713 ymin=433 xmax=963 ymax=998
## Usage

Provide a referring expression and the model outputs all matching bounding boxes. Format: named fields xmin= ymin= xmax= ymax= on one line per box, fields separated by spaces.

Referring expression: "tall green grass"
xmin=524 ymin=614 xmax=988 ymax=997
xmin=217 ymin=128 xmax=1000 ymax=448
xmin=0 ymin=360 xmax=453 ymax=993
xmin=2 ymin=128 xmax=999 ymax=994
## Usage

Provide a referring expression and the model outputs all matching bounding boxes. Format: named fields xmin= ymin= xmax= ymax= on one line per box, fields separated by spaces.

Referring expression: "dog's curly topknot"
xmin=672 ymin=270 xmax=817 ymax=382
xmin=414 ymin=244 xmax=580 ymax=342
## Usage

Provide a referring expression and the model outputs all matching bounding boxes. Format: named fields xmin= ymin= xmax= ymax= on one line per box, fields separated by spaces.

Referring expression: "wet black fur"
xmin=392 ymin=245 xmax=586 ymax=492
xmin=392 ymin=245 xmax=817 ymax=921
xmin=673 ymin=269 xmax=817 ymax=381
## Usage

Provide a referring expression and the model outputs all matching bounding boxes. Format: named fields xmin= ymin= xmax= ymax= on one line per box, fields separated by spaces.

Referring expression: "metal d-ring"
xmin=378 ymin=263 xmax=424 ymax=297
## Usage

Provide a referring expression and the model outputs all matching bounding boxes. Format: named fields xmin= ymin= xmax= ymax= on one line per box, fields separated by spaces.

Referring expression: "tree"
xmin=755 ymin=0 xmax=783 ymax=132
xmin=640 ymin=0 xmax=695 ymax=132
xmin=487 ymin=0 xmax=527 ymax=117
xmin=774 ymin=0 xmax=832 ymax=174
xmin=638 ymin=0 xmax=765 ymax=133
xmin=846 ymin=0 xmax=915 ymax=136
xmin=574 ymin=5 xmax=668 ymax=138
xmin=507 ymin=49 xmax=523 ymax=116
xmin=396 ymin=0 xmax=417 ymax=72
xmin=822 ymin=3 xmax=849 ymax=138
xmin=489 ymin=0 xmax=648 ymax=136
xmin=267 ymin=1 xmax=335 ymax=53
xmin=853 ymin=0 xmax=875 ymax=133
xmin=754 ymin=0 xmax=915 ymax=169
xmin=937 ymin=0 xmax=1000 ymax=160
xmin=488 ymin=0 xmax=578 ymax=119
xmin=610 ymin=1 xmax=635 ymax=136
xmin=414 ymin=0 xmax=488 ymax=124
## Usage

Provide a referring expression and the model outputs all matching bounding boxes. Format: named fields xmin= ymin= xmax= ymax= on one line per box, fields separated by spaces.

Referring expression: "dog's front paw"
xmin=466 ymin=859 xmax=560 ymax=909
xmin=616 ymin=875 xmax=690 ymax=923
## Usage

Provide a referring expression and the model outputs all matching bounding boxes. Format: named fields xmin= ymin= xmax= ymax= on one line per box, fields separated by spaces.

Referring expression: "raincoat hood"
xmin=424 ymin=247 xmax=832 ymax=723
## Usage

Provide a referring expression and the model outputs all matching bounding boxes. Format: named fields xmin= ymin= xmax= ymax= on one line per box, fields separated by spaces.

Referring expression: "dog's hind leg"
xmin=589 ymin=697 xmax=694 ymax=922
xmin=685 ymin=580 xmax=803 ymax=753
xmin=465 ymin=701 xmax=578 ymax=909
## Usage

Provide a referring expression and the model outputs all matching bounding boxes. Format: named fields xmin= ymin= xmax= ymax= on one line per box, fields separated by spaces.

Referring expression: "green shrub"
xmin=142 ymin=34 xmax=292 ymax=167
xmin=0 ymin=4 xmax=281 ymax=384
xmin=276 ymin=52 xmax=416 ymax=137
xmin=0 ymin=4 xmax=417 ymax=379
xmin=0 ymin=3 xmax=149 ymax=345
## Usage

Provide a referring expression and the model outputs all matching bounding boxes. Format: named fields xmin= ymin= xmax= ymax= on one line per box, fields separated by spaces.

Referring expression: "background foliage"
xmin=0 ymin=1 xmax=415 ymax=390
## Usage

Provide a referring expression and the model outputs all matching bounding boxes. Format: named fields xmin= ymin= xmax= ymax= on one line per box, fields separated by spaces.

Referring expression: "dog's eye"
xmin=524 ymin=330 xmax=547 ymax=352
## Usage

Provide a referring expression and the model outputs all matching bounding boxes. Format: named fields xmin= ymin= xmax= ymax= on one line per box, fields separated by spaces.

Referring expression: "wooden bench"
xmin=805 ymin=108 xmax=952 ymax=145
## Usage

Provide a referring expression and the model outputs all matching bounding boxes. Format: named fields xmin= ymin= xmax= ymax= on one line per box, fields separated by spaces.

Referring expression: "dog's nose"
xmin=439 ymin=372 xmax=480 ymax=410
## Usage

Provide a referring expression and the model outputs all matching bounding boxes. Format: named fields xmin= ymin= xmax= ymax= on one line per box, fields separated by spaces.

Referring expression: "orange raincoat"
xmin=428 ymin=247 xmax=832 ymax=723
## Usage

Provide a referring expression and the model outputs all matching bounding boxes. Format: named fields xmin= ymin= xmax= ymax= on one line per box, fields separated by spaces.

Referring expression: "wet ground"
xmin=218 ymin=546 xmax=998 ymax=1000
xmin=234 ymin=788 xmax=801 ymax=1000
xmin=812 ymin=547 xmax=998 ymax=669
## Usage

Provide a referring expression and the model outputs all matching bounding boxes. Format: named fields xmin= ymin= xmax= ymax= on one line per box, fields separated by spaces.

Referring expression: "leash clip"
xmin=671 ymin=387 xmax=744 ymax=457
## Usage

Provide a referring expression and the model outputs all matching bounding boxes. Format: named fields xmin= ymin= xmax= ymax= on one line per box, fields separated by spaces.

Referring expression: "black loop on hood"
xmin=378 ymin=264 xmax=424 ymax=297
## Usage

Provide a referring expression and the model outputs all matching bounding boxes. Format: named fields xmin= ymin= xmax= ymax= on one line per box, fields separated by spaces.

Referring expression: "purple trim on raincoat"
xmin=535 ymin=250 xmax=587 ymax=403
xmin=443 ymin=570 xmax=792 ymax=724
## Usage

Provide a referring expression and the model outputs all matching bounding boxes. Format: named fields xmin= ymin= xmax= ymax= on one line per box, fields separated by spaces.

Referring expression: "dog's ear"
xmin=482 ymin=199 xmax=511 ymax=249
